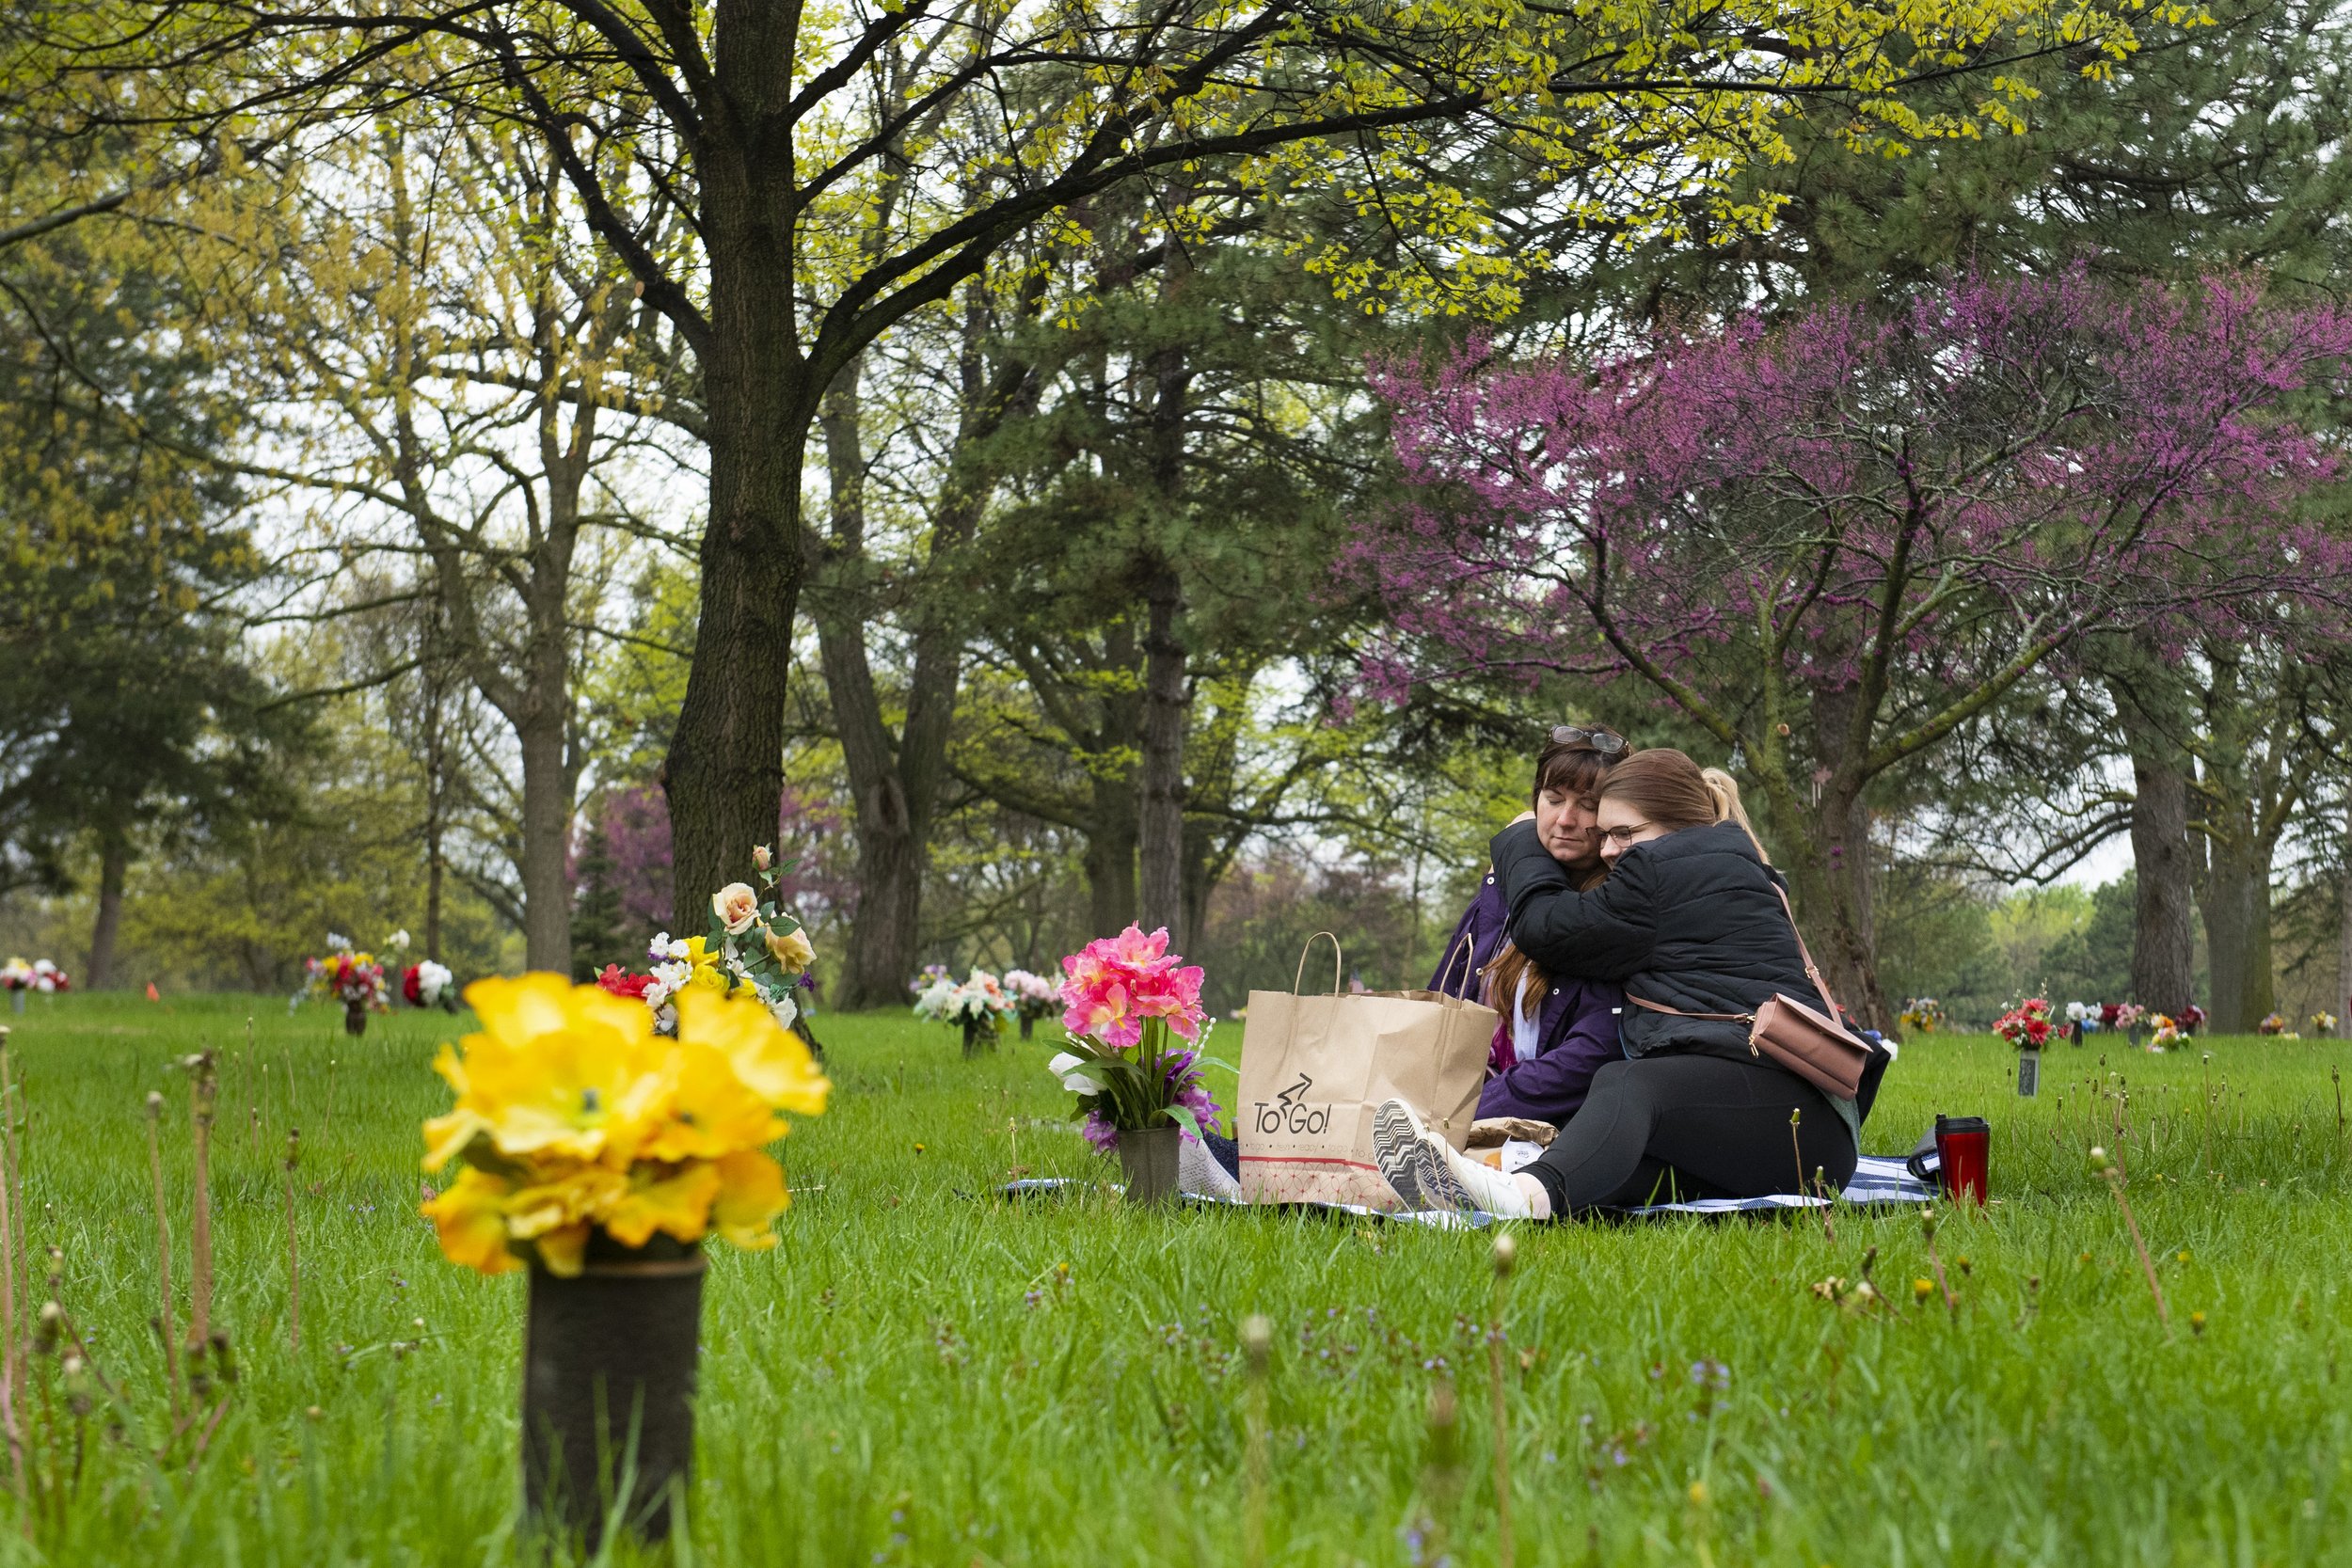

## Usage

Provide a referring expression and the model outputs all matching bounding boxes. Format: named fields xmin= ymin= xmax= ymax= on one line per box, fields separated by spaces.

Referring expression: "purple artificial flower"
xmin=1081 ymin=1109 xmax=1120 ymax=1154
xmin=1176 ymin=1081 xmax=1224 ymax=1137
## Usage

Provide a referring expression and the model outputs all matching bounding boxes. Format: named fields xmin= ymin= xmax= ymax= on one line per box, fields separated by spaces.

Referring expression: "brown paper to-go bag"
xmin=1235 ymin=933 xmax=1495 ymax=1211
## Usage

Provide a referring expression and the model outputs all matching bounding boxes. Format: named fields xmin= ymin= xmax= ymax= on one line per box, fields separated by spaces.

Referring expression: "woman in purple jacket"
xmin=1430 ymin=725 xmax=1628 ymax=1127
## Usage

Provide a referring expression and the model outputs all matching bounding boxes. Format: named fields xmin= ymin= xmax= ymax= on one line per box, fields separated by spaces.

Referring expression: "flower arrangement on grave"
xmin=1898 ymin=997 xmax=1945 ymax=1035
xmin=907 ymin=963 xmax=950 ymax=996
xmin=421 ymin=973 xmax=829 ymax=1275
xmin=1993 ymin=997 xmax=2056 ymax=1051
xmin=2257 ymin=1011 xmax=2287 ymax=1037
xmin=2103 ymin=1002 xmax=2147 ymax=1033
xmin=1 ymin=958 xmax=68 ymax=994
xmin=2314 ymin=1011 xmax=2340 ymax=1035
xmin=1002 ymin=968 xmax=1058 ymax=1038
xmin=914 ymin=968 xmax=1017 ymax=1054
xmin=2148 ymin=1013 xmax=2180 ymax=1049
xmin=2179 ymin=1003 xmax=2207 ymax=1035
xmin=420 ymin=973 xmax=830 ymax=1545
xmin=595 ymin=846 xmax=815 ymax=1037
xmin=304 ymin=936 xmax=390 ymax=1034
xmin=403 ymin=959 xmax=456 ymax=1009
xmin=1044 ymin=925 xmax=1223 ymax=1202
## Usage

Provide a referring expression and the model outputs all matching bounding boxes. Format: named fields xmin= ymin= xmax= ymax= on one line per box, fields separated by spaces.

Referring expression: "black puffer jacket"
xmin=1489 ymin=817 xmax=1859 ymax=1146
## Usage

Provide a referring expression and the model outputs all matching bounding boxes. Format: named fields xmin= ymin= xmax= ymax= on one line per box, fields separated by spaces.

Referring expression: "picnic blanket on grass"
xmin=995 ymin=1152 xmax=1933 ymax=1228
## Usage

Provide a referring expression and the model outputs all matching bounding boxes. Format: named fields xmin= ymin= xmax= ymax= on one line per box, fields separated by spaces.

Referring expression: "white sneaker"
xmin=1378 ymin=1098 xmax=1536 ymax=1217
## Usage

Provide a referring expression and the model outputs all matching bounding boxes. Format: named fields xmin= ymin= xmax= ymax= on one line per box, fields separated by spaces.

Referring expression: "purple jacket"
xmin=1429 ymin=874 xmax=1626 ymax=1126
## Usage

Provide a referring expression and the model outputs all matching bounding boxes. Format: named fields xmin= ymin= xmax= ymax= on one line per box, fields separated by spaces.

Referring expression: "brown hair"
xmin=1597 ymin=749 xmax=1769 ymax=862
xmin=1483 ymin=733 xmax=1621 ymax=1020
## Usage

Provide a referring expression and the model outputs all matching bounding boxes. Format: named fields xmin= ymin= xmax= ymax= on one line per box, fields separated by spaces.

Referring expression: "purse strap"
xmin=1767 ymin=880 xmax=1845 ymax=1022
xmin=1624 ymin=879 xmax=1847 ymax=1026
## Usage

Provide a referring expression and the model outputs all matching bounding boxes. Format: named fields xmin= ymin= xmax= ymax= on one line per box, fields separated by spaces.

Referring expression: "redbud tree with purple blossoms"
xmin=1348 ymin=271 xmax=2352 ymax=1028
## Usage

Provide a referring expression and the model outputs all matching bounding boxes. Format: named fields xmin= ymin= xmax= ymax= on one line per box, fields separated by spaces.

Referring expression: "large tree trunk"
xmin=1799 ymin=682 xmax=1891 ymax=1031
xmin=1808 ymin=814 xmax=1895 ymax=1033
xmin=662 ymin=158 xmax=806 ymax=932
xmin=1085 ymin=771 xmax=1141 ymax=937
xmin=2124 ymin=741 xmax=2197 ymax=1014
xmin=2108 ymin=654 xmax=2199 ymax=1013
xmin=2201 ymin=838 xmax=2269 ymax=1032
xmin=422 ymin=666 xmax=448 ymax=963
xmin=2339 ymin=793 xmax=2352 ymax=1038
xmin=86 ymin=826 xmax=129 ymax=990
xmin=517 ymin=711 xmax=574 ymax=974
xmin=1136 ymin=564 xmax=1188 ymax=944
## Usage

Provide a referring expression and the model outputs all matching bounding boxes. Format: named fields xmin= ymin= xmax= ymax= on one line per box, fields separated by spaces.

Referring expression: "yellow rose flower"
xmin=709 ymin=1148 xmax=788 ymax=1250
xmin=763 ymin=922 xmax=815 ymax=972
xmin=680 ymin=935 xmax=728 ymax=993
xmin=423 ymin=974 xmax=666 ymax=1168
xmin=712 ymin=882 xmax=759 ymax=936
xmin=422 ymin=1169 xmax=520 ymax=1275
xmin=675 ymin=988 xmax=830 ymax=1117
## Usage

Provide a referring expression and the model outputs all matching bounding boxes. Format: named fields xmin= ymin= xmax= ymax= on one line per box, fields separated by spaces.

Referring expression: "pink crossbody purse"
xmin=1626 ymin=883 xmax=1871 ymax=1101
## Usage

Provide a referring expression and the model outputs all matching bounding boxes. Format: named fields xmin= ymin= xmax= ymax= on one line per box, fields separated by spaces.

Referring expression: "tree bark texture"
xmin=662 ymin=129 xmax=807 ymax=934
xmin=517 ymin=713 xmax=575 ymax=974
xmin=1136 ymin=565 xmax=1189 ymax=946
xmin=2340 ymin=793 xmax=2352 ymax=1037
xmin=2124 ymin=742 xmax=2197 ymax=1015
xmin=422 ymin=655 xmax=449 ymax=964
xmin=2189 ymin=643 xmax=2299 ymax=1033
xmin=2200 ymin=840 xmax=2273 ymax=1033
xmin=87 ymin=828 xmax=128 ymax=990
xmin=1086 ymin=774 xmax=1141 ymax=938
xmin=1790 ymin=679 xmax=1891 ymax=1032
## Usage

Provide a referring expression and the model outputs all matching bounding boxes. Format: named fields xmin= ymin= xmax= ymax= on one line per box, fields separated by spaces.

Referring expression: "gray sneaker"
xmin=1373 ymin=1099 xmax=1428 ymax=1209
xmin=1409 ymin=1130 xmax=1480 ymax=1212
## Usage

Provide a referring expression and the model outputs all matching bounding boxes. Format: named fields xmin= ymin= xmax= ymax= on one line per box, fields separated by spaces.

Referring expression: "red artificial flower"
xmin=596 ymin=964 xmax=656 ymax=1000
xmin=2025 ymin=1019 xmax=2050 ymax=1045
xmin=403 ymin=964 xmax=424 ymax=1006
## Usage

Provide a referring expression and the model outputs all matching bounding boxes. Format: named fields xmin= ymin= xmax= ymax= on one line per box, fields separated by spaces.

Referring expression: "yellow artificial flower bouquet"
xmin=421 ymin=974 xmax=830 ymax=1276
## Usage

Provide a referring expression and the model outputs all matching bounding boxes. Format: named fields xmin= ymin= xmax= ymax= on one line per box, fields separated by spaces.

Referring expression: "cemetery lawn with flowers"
xmin=7 ymin=993 xmax=2352 ymax=1567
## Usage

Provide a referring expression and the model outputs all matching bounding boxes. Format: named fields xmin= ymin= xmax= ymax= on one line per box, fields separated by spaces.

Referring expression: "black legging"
xmin=1522 ymin=1054 xmax=1857 ymax=1215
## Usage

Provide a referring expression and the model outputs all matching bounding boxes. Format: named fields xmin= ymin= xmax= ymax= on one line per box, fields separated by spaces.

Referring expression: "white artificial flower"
xmin=1047 ymin=1052 xmax=1107 ymax=1095
xmin=769 ymin=992 xmax=800 ymax=1031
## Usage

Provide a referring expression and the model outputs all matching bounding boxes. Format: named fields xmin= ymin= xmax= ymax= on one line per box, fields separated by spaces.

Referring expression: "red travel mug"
xmin=1935 ymin=1115 xmax=1990 ymax=1206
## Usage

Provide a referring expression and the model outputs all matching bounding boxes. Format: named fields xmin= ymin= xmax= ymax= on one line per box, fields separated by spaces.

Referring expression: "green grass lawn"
xmin=0 ymin=991 xmax=2348 ymax=1566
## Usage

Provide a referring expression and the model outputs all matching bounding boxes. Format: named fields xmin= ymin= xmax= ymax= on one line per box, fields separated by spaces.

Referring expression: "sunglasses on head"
xmin=1549 ymin=724 xmax=1629 ymax=755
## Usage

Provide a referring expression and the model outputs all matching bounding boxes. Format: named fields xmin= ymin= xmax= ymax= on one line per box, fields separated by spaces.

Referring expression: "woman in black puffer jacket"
xmin=1375 ymin=749 xmax=1870 ymax=1218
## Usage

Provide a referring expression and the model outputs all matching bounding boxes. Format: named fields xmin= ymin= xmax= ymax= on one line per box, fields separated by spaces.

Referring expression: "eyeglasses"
xmin=1549 ymin=724 xmax=1629 ymax=756
xmin=1599 ymin=822 xmax=1655 ymax=846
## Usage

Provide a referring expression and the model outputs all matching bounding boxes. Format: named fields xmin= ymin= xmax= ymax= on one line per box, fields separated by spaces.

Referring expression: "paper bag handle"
xmin=1293 ymin=932 xmax=1343 ymax=996
xmin=1434 ymin=932 xmax=1479 ymax=1005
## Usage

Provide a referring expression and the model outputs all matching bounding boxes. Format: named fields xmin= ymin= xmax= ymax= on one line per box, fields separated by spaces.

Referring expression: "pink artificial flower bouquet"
xmin=1045 ymin=925 xmax=1222 ymax=1151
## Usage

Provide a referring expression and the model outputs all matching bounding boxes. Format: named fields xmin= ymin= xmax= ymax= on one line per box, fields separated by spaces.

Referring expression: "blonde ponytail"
xmin=1701 ymin=768 xmax=1769 ymax=863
